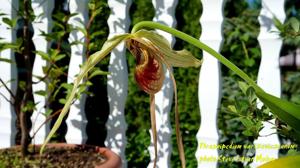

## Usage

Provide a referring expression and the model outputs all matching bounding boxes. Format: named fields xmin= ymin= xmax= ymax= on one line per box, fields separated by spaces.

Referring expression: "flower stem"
xmin=132 ymin=21 xmax=263 ymax=92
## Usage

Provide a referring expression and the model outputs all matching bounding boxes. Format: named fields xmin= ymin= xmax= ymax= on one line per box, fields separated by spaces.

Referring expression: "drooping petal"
xmin=132 ymin=30 xmax=202 ymax=68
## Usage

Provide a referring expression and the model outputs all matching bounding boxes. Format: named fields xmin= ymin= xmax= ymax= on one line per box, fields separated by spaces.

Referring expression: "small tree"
xmin=0 ymin=0 xmax=106 ymax=157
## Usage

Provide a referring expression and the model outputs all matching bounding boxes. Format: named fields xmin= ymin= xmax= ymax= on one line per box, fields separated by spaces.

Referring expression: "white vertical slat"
xmin=31 ymin=0 xmax=54 ymax=144
xmin=106 ymin=0 xmax=131 ymax=167
xmin=147 ymin=0 xmax=178 ymax=167
xmin=251 ymin=0 xmax=285 ymax=167
xmin=196 ymin=0 xmax=224 ymax=167
xmin=65 ymin=0 xmax=88 ymax=144
xmin=0 ymin=0 xmax=18 ymax=148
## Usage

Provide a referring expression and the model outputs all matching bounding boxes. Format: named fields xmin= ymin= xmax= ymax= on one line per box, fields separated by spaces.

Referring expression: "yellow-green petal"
xmin=133 ymin=30 xmax=202 ymax=68
xmin=168 ymin=49 xmax=202 ymax=68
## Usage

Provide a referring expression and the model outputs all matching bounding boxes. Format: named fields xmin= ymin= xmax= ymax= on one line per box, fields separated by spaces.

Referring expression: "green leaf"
xmin=35 ymin=50 xmax=50 ymax=61
xmin=273 ymin=17 xmax=284 ymax=31
xmin=0 ymin=57 xmax=13 ymax=63
xmin=90 ymin=31 xmax=106 ymax=39
xmin=289 ymin=17 xmax=300 ymax=32
xmin=88 ymin=2 xmax=96 ymax=10
xmin=70 ymin=40 xmax=84 ymax=46
xmin=44 ymin=109 xmax=53 ymax=117
xmin=242 ymin=130 xmax=253 ymax=136
xmin=69 ymin=13 xmax=79 ymax=18
xmin=21 ymin=101 xmax=36 ymax=113
xmin=76 ymin=26 xmax=87 ymax=37
xmin=230 ymin=44 xmax=238 ymax=52
xmin=18 ymin=81 xmax=26 ymax=91
xmin=61 ymin=83 xmax=73 ymax=91
xmin=59 ymin=98 xmax=67 ymax=105
xmin=256 ymin=90 xmax=300 ymax=131
xmin=238 ymin=81 xmax=249 ymax=95
xmin=0 ymin=41 xmax=22 ymax=52
xmin=2 ymin=17 xmax=17 ymax=28
xmin=244 ymin=58 xmax=255 ymax=67
xmin=34 ymin=90 xmax=47 ymax=96
xmin=88 ymin=42 xmax=95 ymax=51
xmin=88 ymin=68 xmax=109 ymax=79
xmin=227 ymin=105 xmax=237 ymax=113
xmin=53 ymin=54 xmax=66 ymax=62
xmin=240 ymin=118 xmax=253 ymax=128
xmin=258 ymin=155 xmax=300 ymax=168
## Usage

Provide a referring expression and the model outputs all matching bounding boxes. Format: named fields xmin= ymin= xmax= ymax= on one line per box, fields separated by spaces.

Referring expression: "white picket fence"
xmin=0 ymin=0 xmax=286 ymax=167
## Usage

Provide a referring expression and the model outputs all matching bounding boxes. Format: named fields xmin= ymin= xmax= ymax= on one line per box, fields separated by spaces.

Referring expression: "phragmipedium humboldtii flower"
xmin=41 ymin=21 xmax=300 ymax=168
xmin=126 ymin=30 xmax=201 ymax=94
xmin=41 ymin=27 xmax=201 ymax=168
xmin=125 ymin=30 xmax=201 ymax=168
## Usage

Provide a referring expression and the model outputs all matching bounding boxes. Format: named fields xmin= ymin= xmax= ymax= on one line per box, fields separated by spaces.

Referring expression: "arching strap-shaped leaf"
xmin=258 ymin=155 xmax=300 ymax=168
xmin=40 ymin=33 xmax=130 ymax=154
xmin=255 ymin=89 xmax=300 ymax=132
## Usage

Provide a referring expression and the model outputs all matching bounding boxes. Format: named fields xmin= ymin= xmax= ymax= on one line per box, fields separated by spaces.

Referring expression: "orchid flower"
xmin=126 ymin=30 xmax=201 ymax=168
xmin=41 ymin=21 xmax=300 ymax=168
xmin=40 ymin=25 xmax=201 ymax=168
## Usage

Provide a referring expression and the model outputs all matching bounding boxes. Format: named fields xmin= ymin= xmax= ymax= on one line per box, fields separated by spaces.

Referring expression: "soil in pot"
xmin=0 ymin=143 xmax=119 ymax=168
